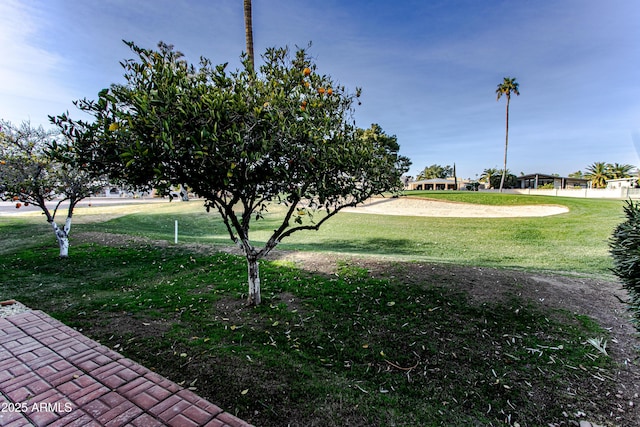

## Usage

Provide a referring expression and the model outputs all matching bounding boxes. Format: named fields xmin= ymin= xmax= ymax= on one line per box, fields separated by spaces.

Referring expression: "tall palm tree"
xmin=243 ymin=0 xmax=254 ymax=70
xmin=585 ymin=162 xmax=609 ymax=188
xmin=496 ymin=77 xmax=520 ymax=191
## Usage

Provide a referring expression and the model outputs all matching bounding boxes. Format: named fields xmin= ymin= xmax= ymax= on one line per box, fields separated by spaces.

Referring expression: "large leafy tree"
xmin=0 ymin=120 xmax=107 ymax=257
xmin=53 ymin=41 xmax=410 ymax=305
xmin=496 ymin=77 xmax=520 ymax=192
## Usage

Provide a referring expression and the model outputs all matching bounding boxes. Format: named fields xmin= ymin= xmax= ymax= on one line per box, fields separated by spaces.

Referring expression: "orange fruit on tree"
xmin=303 ymin=67 xmax=311 ymax=76
xmin=327 ymin=88 xmax=333 ymax=95
xmin=317 ymin=87 xmax=325 ymax=95
xmin=12 ymin=196 xmax=19 ymax=201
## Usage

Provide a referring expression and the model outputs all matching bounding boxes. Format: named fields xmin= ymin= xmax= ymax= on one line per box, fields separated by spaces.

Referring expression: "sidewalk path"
xmin=0 ymin=310 xmax=254 ymax=427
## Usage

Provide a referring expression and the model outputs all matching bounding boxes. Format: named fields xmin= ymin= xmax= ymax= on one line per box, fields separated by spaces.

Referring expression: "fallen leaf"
xmin=241 ymin=389 xmax=249 ymax=395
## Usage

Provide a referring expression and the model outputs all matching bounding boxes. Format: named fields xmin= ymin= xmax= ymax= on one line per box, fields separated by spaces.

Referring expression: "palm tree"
xmin=480 ymin=167 xmax=499 ymax=189
xmin=496 ymin=77 xmax=520 ymax=191
xmin=585 ymin=162 xmax=609 ymax=188
xmin=416 ymin=164 xmax=454 ymax=180
xmin=417 ymin=164 xmax=446 ymax=180
xmin=243 ymin=0 xmax=254 ymax=70
xmin=608 ymin=163 xmax=635 ymax=179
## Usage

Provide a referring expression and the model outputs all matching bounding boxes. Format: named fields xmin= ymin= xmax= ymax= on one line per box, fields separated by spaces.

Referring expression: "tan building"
xmin=405 ymin=178 xmax=463 ymax=191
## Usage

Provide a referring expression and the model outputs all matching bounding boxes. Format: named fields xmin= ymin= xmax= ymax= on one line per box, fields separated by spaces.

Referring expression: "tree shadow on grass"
xmin=280 ymin=237 xmax=433 ymax=256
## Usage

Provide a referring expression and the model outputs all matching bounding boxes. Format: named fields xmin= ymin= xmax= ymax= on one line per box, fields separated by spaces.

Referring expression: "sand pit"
xmin=342 ymin=197 xmax=569 ymax=218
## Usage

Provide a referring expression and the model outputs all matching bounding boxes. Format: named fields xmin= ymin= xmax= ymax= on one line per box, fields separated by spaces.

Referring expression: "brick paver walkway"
xmin=0 ymin=310 xmax=254 ymax=427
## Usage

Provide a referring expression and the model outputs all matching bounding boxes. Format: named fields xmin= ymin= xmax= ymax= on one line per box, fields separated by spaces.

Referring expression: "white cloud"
xmin=0 ymin=0 xmax=75 ymax=125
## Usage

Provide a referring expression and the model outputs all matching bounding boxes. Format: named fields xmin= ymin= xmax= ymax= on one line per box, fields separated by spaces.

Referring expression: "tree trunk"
xmin=243 ymin=0 xmax=254 ymax=71
xmin=246 ymin=254 xmax=261 ymax=306
xmin=499 ymin=96 xmax=510 ymax=192
xmin=51 ymin=217 xmax=72 ymax=258
xmin=178 ymin=184 xmax=189 ymax=201
xmin=453 ymin=163 xmax=458 ymax=190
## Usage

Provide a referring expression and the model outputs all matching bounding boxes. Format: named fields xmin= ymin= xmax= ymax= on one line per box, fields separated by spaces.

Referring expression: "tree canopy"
xmin=416 ymin=164 xmax=453 ymax=180
xmin=0 ymin=120 xmax=106 ymax=256
xmin=53 ymin=41 xmax=410 ymax=304
xmin=585 ymin=162 xmax=635 ymax=188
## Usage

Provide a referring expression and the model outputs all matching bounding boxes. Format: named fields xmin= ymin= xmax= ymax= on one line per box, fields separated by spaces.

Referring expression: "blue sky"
xmin=1 ymin=0 xmax=639 ymax=180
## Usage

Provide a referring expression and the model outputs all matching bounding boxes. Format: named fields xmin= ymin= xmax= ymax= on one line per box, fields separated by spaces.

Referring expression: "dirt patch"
xmin=269 ymin=251 xmax=640 ymax=424
xmin=74 ymin=311 xmax=175 ymax=342
xmin=342 ymin=197 xmax=569 ymax=217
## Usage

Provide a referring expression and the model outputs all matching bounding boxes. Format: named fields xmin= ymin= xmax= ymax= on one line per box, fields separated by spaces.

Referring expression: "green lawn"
xmin=0 ymin=192 xmax=629 ymax=426
xmin=71 ymin=192 xmax=625 ymax=277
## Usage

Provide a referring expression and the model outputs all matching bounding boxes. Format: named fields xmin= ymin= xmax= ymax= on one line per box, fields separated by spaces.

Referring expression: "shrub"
xmin=609 ymin=199 xmax=640 ymax=330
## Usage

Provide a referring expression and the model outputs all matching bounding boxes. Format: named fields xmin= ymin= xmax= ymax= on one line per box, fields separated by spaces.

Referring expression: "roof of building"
xmin=518 ymin=173 xmax=589 ymax=182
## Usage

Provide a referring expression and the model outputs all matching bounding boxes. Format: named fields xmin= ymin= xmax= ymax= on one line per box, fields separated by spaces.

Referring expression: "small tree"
xmin=609 ymin=200 xmax=640 ymax=330
xmin=0 ymin=120 xmax=106 ymax=257
xmin=54 ymin=41 xmax=411 ymax=305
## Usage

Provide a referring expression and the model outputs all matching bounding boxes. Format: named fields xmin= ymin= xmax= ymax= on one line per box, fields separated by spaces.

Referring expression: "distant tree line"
xmin=571 ymin=162 xmax=636 ymax=188
xmin=410 ymin=161 xmax=636 ymax=191
xmin=416 ymin=164 xmax=454 ymax=180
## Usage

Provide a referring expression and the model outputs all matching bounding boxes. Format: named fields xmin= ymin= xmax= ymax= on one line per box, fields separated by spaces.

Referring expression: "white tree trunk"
xmin=246 ymin=256 xmax=261 ymax=306
xmin=51 ymin=217 xmax=72 ymax=258
xmin=178 ymin=184 xmax=189 ymax=201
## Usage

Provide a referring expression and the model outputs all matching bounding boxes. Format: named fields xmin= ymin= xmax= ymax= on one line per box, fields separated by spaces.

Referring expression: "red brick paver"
xmin=0 ymin=310 xmax=253 ymax=427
